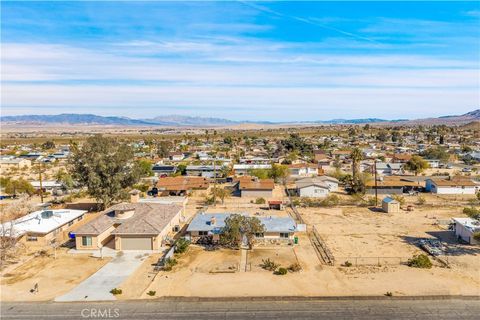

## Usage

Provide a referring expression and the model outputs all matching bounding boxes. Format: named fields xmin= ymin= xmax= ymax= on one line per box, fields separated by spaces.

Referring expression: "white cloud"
xmin=1 ymin=42 xmax=478 ymax=120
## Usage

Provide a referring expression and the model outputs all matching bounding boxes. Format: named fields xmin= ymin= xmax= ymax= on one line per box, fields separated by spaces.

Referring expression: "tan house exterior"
xmin=74 ymin=202 xmax=183 ymax=251
xmin=1 ymin=209 xmax=86 ymax=247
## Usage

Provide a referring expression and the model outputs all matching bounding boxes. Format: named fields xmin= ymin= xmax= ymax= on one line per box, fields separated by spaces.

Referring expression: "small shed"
xmin=268 ymin=200 xmax=283 ymax=210
xmin=382 ymin=197 xmax=400 ymax=213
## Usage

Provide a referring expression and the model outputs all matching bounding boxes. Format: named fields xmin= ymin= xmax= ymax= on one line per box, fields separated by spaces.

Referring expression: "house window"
xmin=255 ymin=233 xmax=264 ymax=238
xmin=82 ymin=236 xmax=92 ymax=246
xmin=198 ymin=231 xmax=208 ymax=236
xmin=279 ymin=233 xmax=290 ymax=238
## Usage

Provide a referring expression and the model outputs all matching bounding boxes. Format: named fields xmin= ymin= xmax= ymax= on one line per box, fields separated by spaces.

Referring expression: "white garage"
xmin=120 ymin=237 xmax=152 ymax=250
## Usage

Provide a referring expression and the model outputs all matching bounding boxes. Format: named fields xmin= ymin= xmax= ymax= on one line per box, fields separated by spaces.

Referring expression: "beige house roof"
xmin=236 ymin=176 xmax=275 ymax=190
xmin=157 ymin=176 xmax=209 ymax=191
xmin=75 ymin=202 xmax=182 ymax=236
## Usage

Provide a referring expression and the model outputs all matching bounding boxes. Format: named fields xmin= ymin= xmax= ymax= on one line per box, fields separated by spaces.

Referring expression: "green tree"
xmin=156 ymin=141 xmax=172 ymax=158
xmin=55 ymin=169 xmax=74 ymax=189
xmin=269 ymin=164 xmax=289 ymax=184
xmin=220 ymin=214 xmax=266 ymax=249
xmin=422 ymin=147 xmax=449 ymax=162
xmin=41 ymin=140 xmax=56 ymax=150
xmin=210 ymin=187 xmax=231 ymax=205
xmin=137 ymin=159 xmax=154 ymax=177
xmin=69 ymin=135 xmax=141 ymax=210
xmin=177 ymin=163 xmax=187 ymax=175
xmin=2 ymin=178 xmax=34 ymax=196
xmin=350 ymin=148 xmax=363 ymax=179
xmin=404 ymin=155 xmax=429 ymax=176
xmin=248 ymin=169 xmax=270 ymax=180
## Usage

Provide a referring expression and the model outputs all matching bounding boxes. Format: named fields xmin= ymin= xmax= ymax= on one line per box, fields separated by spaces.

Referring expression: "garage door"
xmin=121 ymin=237 xmax=152 ymax=250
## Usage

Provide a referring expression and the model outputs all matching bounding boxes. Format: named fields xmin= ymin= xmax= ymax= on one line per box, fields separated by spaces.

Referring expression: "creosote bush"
xmin=407 ymin=254 xmax=432 ymax=269
xmin=275 ymin=267 xmax=288 ymax=275
xmin=110 ymin=288 xmax=122 ymax=295
xmin=260 ymin=258 xmax=279 ymax=271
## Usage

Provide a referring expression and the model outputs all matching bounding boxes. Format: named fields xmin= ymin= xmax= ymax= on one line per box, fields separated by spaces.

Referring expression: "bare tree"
xmin=0 ymin=196 xmax=34 ymax=265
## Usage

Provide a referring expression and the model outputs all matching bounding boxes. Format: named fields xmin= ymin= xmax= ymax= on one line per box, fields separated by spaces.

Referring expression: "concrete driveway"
xmin=55 ymin=252 xmax=150 ymax=302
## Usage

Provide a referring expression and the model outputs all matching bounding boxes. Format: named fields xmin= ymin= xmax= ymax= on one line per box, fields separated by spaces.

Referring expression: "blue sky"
xmin=1 ymin=1 xmax=479 ymax=121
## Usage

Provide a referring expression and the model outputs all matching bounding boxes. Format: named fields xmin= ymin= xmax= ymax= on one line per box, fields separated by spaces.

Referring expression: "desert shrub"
xmin=416 ymin=196 xmax=426 ymax=205
xmin=385 ymin=292 xmax=393 ymax=297
xmin=110 ymin=288 xmax=122 ymax=295
xmin=391 ymin=194 xmax=406 ymax=206
xmin=174 ymin=238 xmax=190 ymax=254
xmin=473 ymin=232 xmax=480 ymax=241
xmin=255 ymin=197 xmax=266 ymax=205
xmin=320 ymin=194 xmax=340 ymax=207
xmin=343 ymin=261 xmax=353 ymax=267
xmin=260 ymin=258 xmax=279 ymax=271
xmin=163 ymin=258 xmax=178 ymax=271
xmin=407 ymin=254 xmax=432 ymax=269
xmin=287 ymin=262 xmax=302 ymax=272
xmin=463 ymin=207 xmax=480 ymax=220
xmin=147 ymin=290 xmax=156 ymax=296
xmin=275 ymin=267 xmax=288 ymax=275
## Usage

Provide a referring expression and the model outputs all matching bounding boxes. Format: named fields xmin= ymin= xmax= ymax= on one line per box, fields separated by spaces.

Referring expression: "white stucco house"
xmin=425 ymin=178 xmax=478 ymax=195
xmin=295 ymin=176 xmax=339 ymax=198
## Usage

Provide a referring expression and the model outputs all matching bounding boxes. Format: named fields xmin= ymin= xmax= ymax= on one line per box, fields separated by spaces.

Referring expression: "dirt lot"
xmin=248 ymin=248 xmax=298 ymax=271
xmin=137 ymin=203 xmax=479 ymax=298
xmin=0 ymin=248 xmax=110 ymax=301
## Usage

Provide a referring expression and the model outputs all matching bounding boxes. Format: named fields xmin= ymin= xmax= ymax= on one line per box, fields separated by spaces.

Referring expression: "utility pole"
xmin=213 ymin=154 xmax=217 ymax=207
xmin=374 ymin=160 xmax=378 ymax=207
xmin=38 ymin=162 xmax=44 ymax=203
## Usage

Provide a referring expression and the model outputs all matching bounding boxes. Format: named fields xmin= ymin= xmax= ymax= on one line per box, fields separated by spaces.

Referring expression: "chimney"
xmin=130 ymin=190 xmax=140 ymax=203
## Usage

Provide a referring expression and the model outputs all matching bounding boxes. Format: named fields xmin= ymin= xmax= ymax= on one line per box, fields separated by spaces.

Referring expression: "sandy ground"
xmin=138 ymin=233 xmax=479 ymax=297
xmin=134 ymin=202 xmax=480 ymax=298
xmin=0 ymin=248 xmax=110 ymax=301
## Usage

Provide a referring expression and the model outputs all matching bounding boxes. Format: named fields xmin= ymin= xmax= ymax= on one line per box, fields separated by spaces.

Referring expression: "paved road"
xmin=2 ymin=298 xmax=479 ymax=320
xmin=55 ymin=252 xmax=149 ymax=302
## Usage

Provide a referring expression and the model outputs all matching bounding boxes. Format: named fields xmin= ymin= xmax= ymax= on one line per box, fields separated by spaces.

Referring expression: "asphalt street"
xmin=2 ymin=298 xmax=479 ymax=320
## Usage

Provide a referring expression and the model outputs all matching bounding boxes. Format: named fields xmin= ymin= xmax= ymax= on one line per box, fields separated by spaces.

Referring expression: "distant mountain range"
xmin=1 ymin=109 xmax=479 ymax=127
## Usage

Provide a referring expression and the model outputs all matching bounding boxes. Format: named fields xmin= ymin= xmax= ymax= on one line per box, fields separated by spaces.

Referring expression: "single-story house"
xmin=0 ymin=157 xmax=32 ymax=170
xmin=288 ymin=163 xmax=319 ymax=177
xmin=186 ymin=213 xmax=298 ymax=243
xmin=382 ymin=197 xmax=400 ymax=213
xmin=235 ymin=176 xmax=275 ymax=198
xmin=156 ymin=176 xmax=209 ymax=196
xmin=392 ymin=153 xmax=412 ymax=163
xmin=366 ymin=176 xmax=424 ymax=195
xmin=31 ymin=180 xmax=64 ymax=192
xmin=425 ymin=178 xmax=478 ymax=195
xmin=169 ymin=152 xmax=185 ymax=161
xmin=152 ymin=164 xmax=177 ymax=176
xmin=186 ymin=165 xmax=224 ymax=178
xmin=1 ymin=209 xmax=86 ymax=246
xmin=374 ymin=162 xmax=404 ymax=176
xmin=74 ymin=202 xmax=183 ymax=251
xmin=452 ymin=218 xmax=479 ymax=244
xmin=425 ymin=159 xmax=440 ymax=168
xmin=294 ymin=176 xmax=339 ymax=198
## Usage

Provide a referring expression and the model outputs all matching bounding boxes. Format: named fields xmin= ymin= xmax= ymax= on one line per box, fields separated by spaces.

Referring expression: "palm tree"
xmin=350 ymin=147 xmax=363 ymax=179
